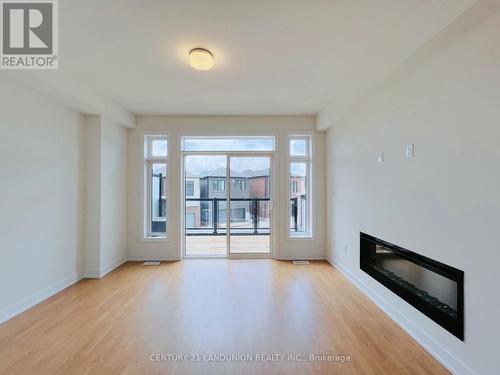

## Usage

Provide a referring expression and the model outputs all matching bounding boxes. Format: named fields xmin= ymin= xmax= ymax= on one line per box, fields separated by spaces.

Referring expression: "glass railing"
xmin=185 ymin=198 xmax=270 ymax=236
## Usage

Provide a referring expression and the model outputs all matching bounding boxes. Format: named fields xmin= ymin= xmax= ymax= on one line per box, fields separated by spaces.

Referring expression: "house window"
xmin=185 ymin=181 xmax=195 ymax=197
xmin=289 ymin=136 xmax=312 ymax=237
xmin=234 ymin=179 xmax=246 ymax=191
xmin=212 ymin=178 xmax=225 ymax=192
xmin=145 ymin=136 xmax=167 ymax=238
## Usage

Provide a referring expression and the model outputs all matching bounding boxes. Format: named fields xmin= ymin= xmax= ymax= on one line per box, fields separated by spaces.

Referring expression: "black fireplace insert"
xmin=360 ymin=233 xmax=464 ymax=340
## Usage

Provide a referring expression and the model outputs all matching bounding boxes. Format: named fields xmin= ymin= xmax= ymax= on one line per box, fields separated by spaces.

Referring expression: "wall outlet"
xmin=406 ymin=144 xmax=414 ymax=158
xmin=378 ymin=152 xmax=384 ymax=163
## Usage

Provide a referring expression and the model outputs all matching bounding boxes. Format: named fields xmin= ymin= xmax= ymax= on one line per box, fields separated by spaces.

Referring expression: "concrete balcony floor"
xmin=185 ymin=235 xmax=271 ymax=255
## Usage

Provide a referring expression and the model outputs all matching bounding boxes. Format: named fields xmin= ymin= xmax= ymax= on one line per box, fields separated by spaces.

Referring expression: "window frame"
xmin=144 ymin=135 xmax=168 ymax=239
xmin=287 ymin=135 xmax=313 ymax=239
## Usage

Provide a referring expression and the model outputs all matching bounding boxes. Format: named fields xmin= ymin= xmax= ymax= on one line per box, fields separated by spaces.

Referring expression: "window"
xmin=145 ymin=135 xmax=168 ymax=238
xmin=234 ymin=179 xmax=246 ymax=191
xmin=212 ymin=178 xmax=225 ymax=192
xmin=151 ymin=138 xmax=167 ymax=157
xmin=290 ymin=138 xmax=308 ymax=156
xmin=185 ymin=181 xmax=195 ymax=197
xmin=231 ymin=208 xmax=246 ymax=221
xmin=289 ymin=136 xmax=312 ymax=237
xmin=181 ymin=136 xmax=275 ymax=152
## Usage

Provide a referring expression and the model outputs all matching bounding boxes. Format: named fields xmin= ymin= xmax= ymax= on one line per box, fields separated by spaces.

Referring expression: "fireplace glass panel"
xmin=372 ymin=244 xmax=458 ymax=316
xmin=360 ymin=233 xmax=464 ymax=340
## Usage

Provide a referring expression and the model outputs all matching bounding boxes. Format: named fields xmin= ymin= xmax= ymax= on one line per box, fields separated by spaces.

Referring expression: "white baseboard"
xmin=326 ymin=257 xmax=475 ymax=375
xmin=276 ymin=255 xmax=326 ymax=261
xmin=82 ymin=258 xmax=128 ymax=279
xmin=128 ymin=254 xmax=326 ymax=262
xmin=0 ymin=273 xmax=81 ymax=325
xmin=6 ymin=254 xmax=473 ymax=375
xmin=81 ymin=269 xmax=101 ymax=278
xmin=99 ymin=258 xmax=127 ymax=277
xmin=1 ymin=259 xmax=128 ymax=325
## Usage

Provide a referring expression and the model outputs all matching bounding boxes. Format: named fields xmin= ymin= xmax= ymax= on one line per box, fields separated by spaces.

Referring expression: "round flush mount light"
xmin=189 ymin=48 xmax=214 ymax=70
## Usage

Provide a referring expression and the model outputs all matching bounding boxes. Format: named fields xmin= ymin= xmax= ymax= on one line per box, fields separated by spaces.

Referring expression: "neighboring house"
xmin=247 ymin=170 xmax=270 ymax=220
xmin=154 ymin=169 xmax=202 ymax=233
xmin=289 ymin=174 xmax=306 ymax=232
xmin=199 ymin=167 xmax=248 ymax=224
xmin=197 ymin=167 xmax=270 ymax=227
xmin=185 ymin=173 xmax=201 ymax=228
xmin=168 ymin=167 xmax=299 ymax=232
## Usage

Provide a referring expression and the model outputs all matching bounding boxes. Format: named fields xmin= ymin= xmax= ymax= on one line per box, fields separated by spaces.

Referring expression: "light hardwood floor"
xmin=0 ymin=260 xmax=448 ymax=375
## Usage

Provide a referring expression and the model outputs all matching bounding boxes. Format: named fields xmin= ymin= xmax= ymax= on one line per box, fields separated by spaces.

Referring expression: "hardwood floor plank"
xmin=0 ymin=260 xmax=448 ymax=374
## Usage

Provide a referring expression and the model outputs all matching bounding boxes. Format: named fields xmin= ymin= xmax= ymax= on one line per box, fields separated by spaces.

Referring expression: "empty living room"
xmin=0 ymin=1 xmax=499 ymax=374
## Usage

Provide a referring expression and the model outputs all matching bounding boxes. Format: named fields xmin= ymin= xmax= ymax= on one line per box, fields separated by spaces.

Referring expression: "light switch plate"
xmin=378 ymin=152 xmax=384 ymax=163
xmin=406 ymin=144 xmax=414 ymax=158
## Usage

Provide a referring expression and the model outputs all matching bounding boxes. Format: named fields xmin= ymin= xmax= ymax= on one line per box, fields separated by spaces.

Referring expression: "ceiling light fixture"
xmin=189 ymin=48 xmax=214 ymax=71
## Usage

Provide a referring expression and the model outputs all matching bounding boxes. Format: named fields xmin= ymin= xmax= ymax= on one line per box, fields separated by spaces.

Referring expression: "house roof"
xmin=191 ymin=167 xmax=270 ymax=178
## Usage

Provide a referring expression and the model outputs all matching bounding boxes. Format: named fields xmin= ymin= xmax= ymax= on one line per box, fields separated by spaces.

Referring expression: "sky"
xmin=185 ymin=155 xmax=270 ymax=176
xmin=152 ymin=137 xmax=306 ymax=176
xmin=153 ymin=137 xmax=306 ymax=158
xmin=290 ymin=162 xmax=306 ymax=176
xmin=183 ymin=138 xmax=274 ymax=152
xmin=290 ymin=139 xmax=307 ymax=155
xmin=183 ymin=138 xmax=273 ymax=175
xmin=152 ymin=139 xmax=168 ymax=156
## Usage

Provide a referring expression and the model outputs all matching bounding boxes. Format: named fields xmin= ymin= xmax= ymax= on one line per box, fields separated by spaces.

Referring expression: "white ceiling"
xmin=3 ymin=0 xmax=476 ymax=122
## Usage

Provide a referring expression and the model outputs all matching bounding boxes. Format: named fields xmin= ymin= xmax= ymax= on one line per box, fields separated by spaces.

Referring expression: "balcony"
xmin=182 ymin=196 xmax=306 ymax=255
xmin=185 ymin=197 xmax=270 ymax=236
xmin=185 ymin=197 xmax=269 ymax=255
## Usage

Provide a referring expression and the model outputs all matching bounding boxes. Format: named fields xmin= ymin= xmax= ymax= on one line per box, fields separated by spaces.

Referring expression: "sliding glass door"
xmin=183 ymin=152 xmax=272 ymax=257
xmin=184 ymin=155 xmax=227 ymax=256
xmin=228 ymin=156 xmax=271 ymax=254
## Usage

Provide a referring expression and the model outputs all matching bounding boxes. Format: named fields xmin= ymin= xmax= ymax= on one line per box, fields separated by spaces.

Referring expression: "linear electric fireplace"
xmin=360 ymin=233 xmax=464 ymax=340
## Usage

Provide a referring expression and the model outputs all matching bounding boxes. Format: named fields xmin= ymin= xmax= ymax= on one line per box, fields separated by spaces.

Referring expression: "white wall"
xmin=0 ymin=80 xmax=84 ymax=322
xmin=100 ymin=117 xmax=128 ymax=274
xmin=83 ymin=115 xmax=128 ymax=277
xmin=326 ymin=3 xmax=500 ymax=374
xmin=83 ymin=115 xmax=101 ymax=276
xmin=127 ymin=115 xmax=326 ymax=261
xmin=0 ymin=81 xmax=129 ymax=322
